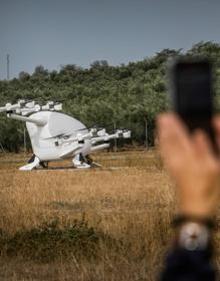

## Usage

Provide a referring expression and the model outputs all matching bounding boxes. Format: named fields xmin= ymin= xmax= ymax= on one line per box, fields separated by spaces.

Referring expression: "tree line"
xmin=1 ymin=41 xmax=220 ymax=152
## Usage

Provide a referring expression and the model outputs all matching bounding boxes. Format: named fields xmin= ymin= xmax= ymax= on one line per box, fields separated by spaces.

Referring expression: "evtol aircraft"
xmin=0 ymin=99 xmax=131 ymax=170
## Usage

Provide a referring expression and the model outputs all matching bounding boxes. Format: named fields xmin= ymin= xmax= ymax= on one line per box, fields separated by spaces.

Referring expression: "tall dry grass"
xmin=0 ymin=150 xmax=218 ymax=280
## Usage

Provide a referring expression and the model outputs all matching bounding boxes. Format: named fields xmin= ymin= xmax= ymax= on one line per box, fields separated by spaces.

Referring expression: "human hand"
xmin=157 ymin=113 xmax=220 ymax=218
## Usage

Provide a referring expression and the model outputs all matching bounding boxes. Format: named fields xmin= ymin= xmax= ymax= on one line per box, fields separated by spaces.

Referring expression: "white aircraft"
xmin=0 ymin=100 xmax=131 ymax=170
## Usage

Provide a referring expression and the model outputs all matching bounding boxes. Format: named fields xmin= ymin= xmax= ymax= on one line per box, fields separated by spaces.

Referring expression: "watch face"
xmin=179 ymin=222 xmax=209 ymax=251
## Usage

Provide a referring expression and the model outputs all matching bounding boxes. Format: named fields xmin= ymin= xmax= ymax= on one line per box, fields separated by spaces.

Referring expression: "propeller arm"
xmin=0 ymin=103 xmax=20 ymax=113
xmin=7 ymin=113 xmax=47 ymax=126
xmin=91 ymin=135 xmax=110 ymax=144
xmin=115 ymin=129 xmax=131 ymax=139
xmin=0 ymin=106 xmax=7 ymax=113
xmin=41 ymin=101 xmax=62 ymax=111
xmin=0 ymin=100 xmax=63 ymax=115
xmin=91 ymin=130 xmax=131 ymax=144
xmin=60 ymin=131 xmax=94 ymax=144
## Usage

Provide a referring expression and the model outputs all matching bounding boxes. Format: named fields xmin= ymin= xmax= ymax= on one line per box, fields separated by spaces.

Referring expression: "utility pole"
xmin=144 ymin=116 xmax=148 ymax=150
xmin=0 ymin=137 xmax=5 ymax=153
xmin=23 ymin=126 xmax=27 ymax=153
xmin=7 ymin=54 xmax=10 ymax=80
xmin=113 ymin=121 xmax=117 ymax=152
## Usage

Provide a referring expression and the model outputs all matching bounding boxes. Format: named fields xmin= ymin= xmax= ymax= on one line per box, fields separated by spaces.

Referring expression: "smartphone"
xmin=168 ymin=57 xmax=217 ymax=151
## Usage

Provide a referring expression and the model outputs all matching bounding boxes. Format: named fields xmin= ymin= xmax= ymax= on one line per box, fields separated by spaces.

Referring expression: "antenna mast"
xmin=0 ymin=139 xmax=5 ymax=153
xmin=6 ymin=54 xmax=10 ymax=80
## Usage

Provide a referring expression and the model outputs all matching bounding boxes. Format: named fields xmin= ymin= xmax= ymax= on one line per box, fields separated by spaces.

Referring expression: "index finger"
xmin=157 ymin=113 xmax=191 ymax=155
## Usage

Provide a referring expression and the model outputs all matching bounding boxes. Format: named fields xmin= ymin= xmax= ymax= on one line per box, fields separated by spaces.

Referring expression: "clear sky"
xmin=0 ymin=0 xmax=220 ymax=79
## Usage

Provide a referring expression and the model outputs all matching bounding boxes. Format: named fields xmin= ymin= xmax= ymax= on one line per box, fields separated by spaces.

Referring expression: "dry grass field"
xmin=0 ymin=150 xmax=219 ymax=281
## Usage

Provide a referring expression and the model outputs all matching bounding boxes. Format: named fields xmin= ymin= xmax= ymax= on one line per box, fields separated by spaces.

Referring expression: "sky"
xmin=0 ymin=0 xmax=220 ymax=79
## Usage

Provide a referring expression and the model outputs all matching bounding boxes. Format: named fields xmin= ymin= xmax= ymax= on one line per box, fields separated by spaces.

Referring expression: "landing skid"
xmin=91 ymin=161 xmax=102 ymax=168
xmin=19 ymin=154 xmax=101 ymax=171
xmin=72 ymin=153 xmax=94 ymax=169
xmin=72 ymin=158 xmax=91 ymax=169
xmin=19 ymin=155 xmax=40 ymax=171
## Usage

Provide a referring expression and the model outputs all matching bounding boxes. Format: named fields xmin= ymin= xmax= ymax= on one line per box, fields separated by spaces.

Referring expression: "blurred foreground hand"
xmin=157 ymin=113 xmax=220 ymax=218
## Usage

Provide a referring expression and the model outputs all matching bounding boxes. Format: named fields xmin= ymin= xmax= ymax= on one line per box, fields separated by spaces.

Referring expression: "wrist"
xmin=172 ymin=214 xmax=215 ymax=229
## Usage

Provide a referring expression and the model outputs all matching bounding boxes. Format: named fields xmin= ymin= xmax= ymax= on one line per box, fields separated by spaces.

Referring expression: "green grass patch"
xmin=0 ymin=218 xmax=106 ymax=262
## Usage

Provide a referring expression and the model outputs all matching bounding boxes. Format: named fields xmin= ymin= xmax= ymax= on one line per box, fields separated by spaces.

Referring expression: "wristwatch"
xmin=178 ymin=222 xmax=210 ymax=251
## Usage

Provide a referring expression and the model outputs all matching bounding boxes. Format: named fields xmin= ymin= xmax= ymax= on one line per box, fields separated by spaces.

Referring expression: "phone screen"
xmin=170 ymin=59 xmax=218 ymax=152
xmin=175 ymin=62 xmax=212 ymax=117
xmin=172 ymin=60 xmax=213 ymax=131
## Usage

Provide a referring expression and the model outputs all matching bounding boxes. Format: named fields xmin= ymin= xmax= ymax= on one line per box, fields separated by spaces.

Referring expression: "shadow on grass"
xmin=0 ymin=217 xmax=122 ymax=263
